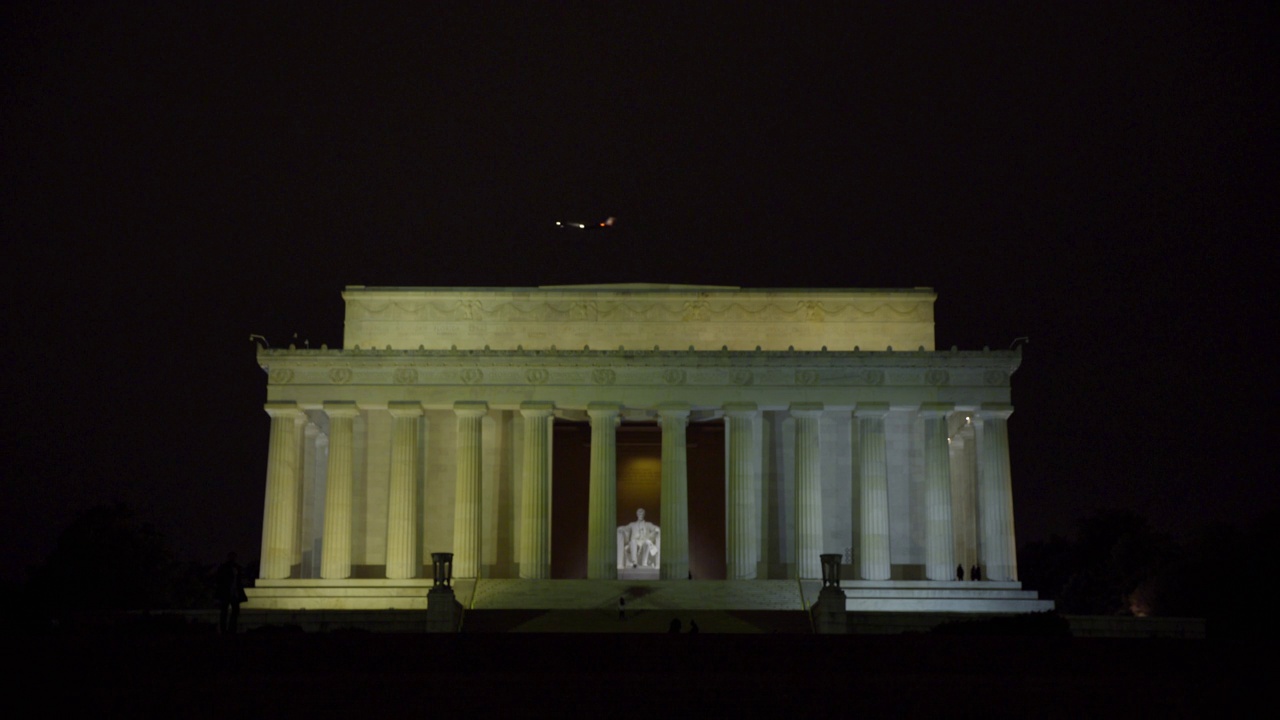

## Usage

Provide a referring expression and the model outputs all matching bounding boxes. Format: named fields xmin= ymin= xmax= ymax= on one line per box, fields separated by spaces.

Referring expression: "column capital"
xmin=519 ymin=401 xmax=555 ymax=418
xmin=854 ymin=402 xmax=890 ymax=419
xmin=453 ymin=400 xmax=488 ymax=418
xmin=723 ymin=402 xmax=758 ymax=418
xmin=264 ymin=401 xmax=305 ymax=419
xmin=323 ymin=401 xmax=360 ymax=419
xmin=976 ymin=403 xmax=1014 ymax=421
xmin=388 ymin=401 xmax=424 ymax=418
xmin=657 ymin=402 xmax=691 ymax=419
xmin=587 ymin=402 xmax=622 ymax=421
xmin=918 ymin=402 xmax=955 ymax=419
xmin=658 ymin=403 xmax=689 ymax=431
xmin=790 ymin=402 xmax=824 ymax=418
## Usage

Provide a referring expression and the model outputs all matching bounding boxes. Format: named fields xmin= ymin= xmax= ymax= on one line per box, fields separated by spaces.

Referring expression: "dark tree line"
xmin=1019 ymin=508 xmax=1278 ymax=638
xmin=13 ymin=502 xmax=1277 ymax=640
xmin=22 ymin=503 xmax=217 ymax=622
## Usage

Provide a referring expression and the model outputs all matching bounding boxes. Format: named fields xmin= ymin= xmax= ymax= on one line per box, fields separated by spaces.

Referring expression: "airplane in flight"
xmin=555 ymin=216 xmax=615 ymax=230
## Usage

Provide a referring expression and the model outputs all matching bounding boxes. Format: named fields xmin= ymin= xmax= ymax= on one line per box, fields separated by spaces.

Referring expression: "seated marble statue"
xmin=617 ymin=508 xmax=661 ymax=569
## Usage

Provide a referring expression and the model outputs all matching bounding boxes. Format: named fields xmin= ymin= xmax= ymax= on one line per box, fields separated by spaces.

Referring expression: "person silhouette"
xmin=215 ymin=552 xmax=248 ymax=634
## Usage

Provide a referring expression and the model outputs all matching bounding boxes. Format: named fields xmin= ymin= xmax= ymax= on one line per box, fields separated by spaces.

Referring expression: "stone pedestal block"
xmin=812 ymin=586 xmax=849 ymax=634
xmin=426 ymin=586 xmax=464 ymax=632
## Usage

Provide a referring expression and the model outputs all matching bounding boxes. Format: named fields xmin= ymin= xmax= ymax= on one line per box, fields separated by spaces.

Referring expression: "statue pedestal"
xmin=427 ymin=585 xmax=463 ymax=632
xmin=618 ymin=567 xmax=659 ymax=581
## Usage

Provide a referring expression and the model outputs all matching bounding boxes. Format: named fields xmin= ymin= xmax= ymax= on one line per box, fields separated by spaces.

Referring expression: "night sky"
xmin=2 ymin=2 xmax=1274 ymax=584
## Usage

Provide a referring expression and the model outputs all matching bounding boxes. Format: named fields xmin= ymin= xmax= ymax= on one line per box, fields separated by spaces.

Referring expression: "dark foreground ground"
xmin=6 ymin=627 xmax=1260 ymax=718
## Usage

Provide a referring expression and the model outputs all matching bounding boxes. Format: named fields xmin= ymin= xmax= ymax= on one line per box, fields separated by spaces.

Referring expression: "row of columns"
xmin=259 ymin=400 xmax=1017 ymax=582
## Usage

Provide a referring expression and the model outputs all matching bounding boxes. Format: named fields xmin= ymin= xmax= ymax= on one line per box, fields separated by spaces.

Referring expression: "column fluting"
xmin=259 ymin=402 xmax=305 ymax=579
xmin=856 ymin=403 xmax=891 ymax=581
xmin=385 ymin=401 xmax=423 ymax=579
xmin=976 ymin=404 xmax=1017 ymax=581
xmin=320 ymin=402 xmax=359 ymax=579
xmin=949 ymin=421 xmax=979 ymax=571
xmin=792 ymin=403 xmax=824 ymax=579
xmin=587 ymin=403 xmax=621 ymax=580
xmin=451 ymin=401 xmax=487 ymax=579
xmin=659 ymin=404 xmax=691 ymax=580
xmin=725 ymin=403 xmax=759 ymax=580
xmin=921 ymin=403 xmax=956 ymax=580
xmin=519 ymin=402 xmax=554 ymax=579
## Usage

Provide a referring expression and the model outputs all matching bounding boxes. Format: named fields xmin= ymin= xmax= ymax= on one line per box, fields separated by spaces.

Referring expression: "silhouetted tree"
xmin=27 ymin=503 xmax=213 ymax=619
xmin=1020 ymin=510 xmax=1179 ymax=615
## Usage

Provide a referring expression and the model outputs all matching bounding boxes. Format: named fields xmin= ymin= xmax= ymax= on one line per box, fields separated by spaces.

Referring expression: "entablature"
xmin=258 ymin=347 xmax=1019 ymax=410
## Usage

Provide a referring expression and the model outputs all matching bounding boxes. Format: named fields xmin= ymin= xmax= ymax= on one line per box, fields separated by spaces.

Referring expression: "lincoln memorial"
xmin=247 ymin=285 xmax=1050 ymax=614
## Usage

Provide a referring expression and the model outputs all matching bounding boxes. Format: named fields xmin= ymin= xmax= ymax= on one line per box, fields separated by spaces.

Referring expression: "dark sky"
xmin=2 ymin=2 xmax=1275 ymax=583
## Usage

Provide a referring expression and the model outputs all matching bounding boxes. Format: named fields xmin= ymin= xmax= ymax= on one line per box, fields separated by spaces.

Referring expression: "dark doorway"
xmin=685 ymin=421 xmax=726 ymax=580
xmin=551 ymin=422 xmax=590 ymax=579
xmin=551 ymin=419 xmax=726 ymax=579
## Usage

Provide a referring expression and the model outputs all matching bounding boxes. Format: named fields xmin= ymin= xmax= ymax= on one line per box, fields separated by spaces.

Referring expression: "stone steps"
xmin=245 ymin=577 xmax=1052 ymax=613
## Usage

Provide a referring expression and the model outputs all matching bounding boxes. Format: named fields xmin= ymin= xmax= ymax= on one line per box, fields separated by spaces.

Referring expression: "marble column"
xmin=320 ymin=402 xmax=359 ymax=579
xmin=259 ymin=402 xmax=306 ymax=579
xmin=725 ymin=403 xmax=759 ymax=580
xmin=792 ymin=403 xmax=824 ymax=579
xmin=519 ymin=402 xmax=554 ymax=580
xmin=452 ymin=401 xmax=487 ymax=578
xmin=385 ymin=401 xmax=423 ymax=579
xmin=658 ymin=403 xmax=691 ymax=580
xmin=856 ymin=403 xmax=891 ymax=581
xmin=921 ymin=403 xmax=956 ymax=581
xmin=949 ymin=418 xmax=979 ymax=572
xmin=976 ymin=404 xmax=1017 ymax=581
xmin=587 ymin=403 xmax=621 ymax=580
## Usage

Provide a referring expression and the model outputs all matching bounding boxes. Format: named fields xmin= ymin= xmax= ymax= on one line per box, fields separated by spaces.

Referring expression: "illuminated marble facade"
xmin=248 ymin=285 xmax=1049 ymax=613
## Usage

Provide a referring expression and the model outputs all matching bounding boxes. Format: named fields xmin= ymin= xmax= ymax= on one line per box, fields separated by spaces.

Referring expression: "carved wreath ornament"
xmin=269 ymin=369 xmax=293 ymax=385
xmin=662 ymin=369 xmax=687 ymax=385
xmin=393 ymin=368 xmax=418 ymax=385
xmin=525 ymin=368 xmax=549 ymax=385
xmin=328 ymin=368 xmax=353 ymax=384
xmin=591 ymin=368 xmax=616 ymax=385
xmin=460 ymin=368 xmax=483 ymax=384
xmin=924 ymin=369 xmax=950 ymax=386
